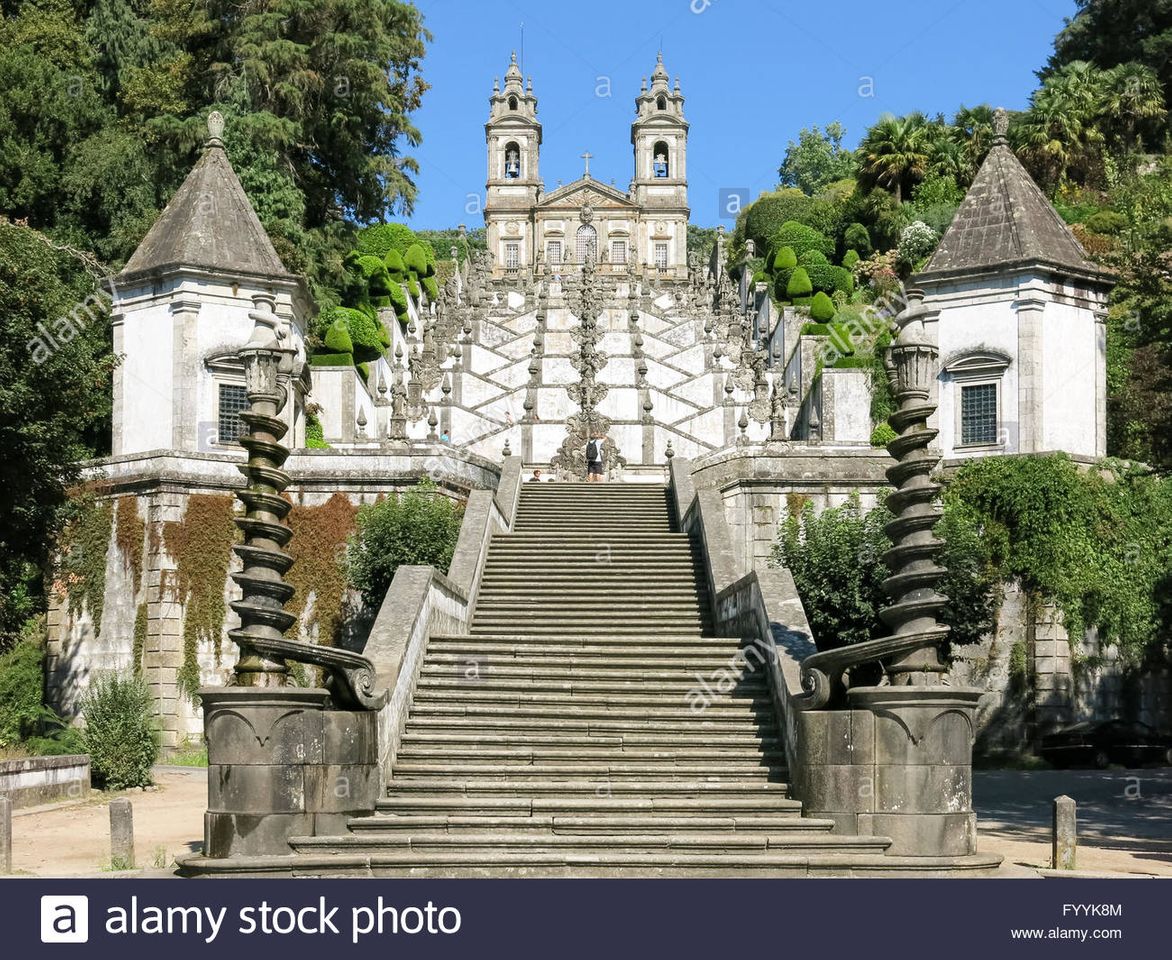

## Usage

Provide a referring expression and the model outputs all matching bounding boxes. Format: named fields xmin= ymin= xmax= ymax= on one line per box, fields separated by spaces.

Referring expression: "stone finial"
xmin=206 ymin=110 xmax=225 ymax=145
xmin=665 ymin=439 xmax=674 ymax=460
xmin=356 ymin=407 xmax=367 ymax=435
xmin=502 ymin=438 xmax=512 ymax=457
xmin=426 ymin=407 xmax=438 ymax=440
xmin=993 ymin=107 xmax=1009 ymax=143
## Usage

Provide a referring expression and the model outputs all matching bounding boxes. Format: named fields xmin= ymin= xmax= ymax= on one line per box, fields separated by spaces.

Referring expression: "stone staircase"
xmin=288 ymin=482 xmax=954 ymax=876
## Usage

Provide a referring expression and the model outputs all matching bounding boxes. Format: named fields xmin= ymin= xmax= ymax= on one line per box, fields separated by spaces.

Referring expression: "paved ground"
xmin=7 ymin=766 xmax=1171 ymax=876
xmin=974 ymin=768 xmax=1172 ymax=875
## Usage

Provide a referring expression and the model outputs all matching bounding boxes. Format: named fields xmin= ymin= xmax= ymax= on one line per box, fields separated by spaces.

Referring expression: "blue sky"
xmin=403 ymin=0 xmax=1078 ymax=229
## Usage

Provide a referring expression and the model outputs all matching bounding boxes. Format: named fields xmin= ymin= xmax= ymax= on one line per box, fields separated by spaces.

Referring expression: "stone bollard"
xmin=1052 ymin=795 xmax=1077 ymax=870
xmin=109 ymin=797 xmax=134 ymax=870
xmin=0 ymin=796 xmax=11 ymax=874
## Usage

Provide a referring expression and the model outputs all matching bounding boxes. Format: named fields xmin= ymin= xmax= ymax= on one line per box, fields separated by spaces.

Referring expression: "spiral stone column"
xmin=878 ymin=288 xmax=950 ymax=683
xmin=229 ymin=293 xmax=297 ymax=687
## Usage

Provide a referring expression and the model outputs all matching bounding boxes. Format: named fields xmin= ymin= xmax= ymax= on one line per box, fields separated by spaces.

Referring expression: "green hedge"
xmin=404 ymin=242 xmax=429 ymax=277
xmin=844 ymin=221 xmax=872 ymax=256
xmin=842 ymin=248 xmax=860 ymax=269
xmin=771 ymin=220 xmax=834 ymax=260
xmin=772 ymin=245 xmax=797 ymax=271
xmin=309 ymin=352 xmax=355 ymax=367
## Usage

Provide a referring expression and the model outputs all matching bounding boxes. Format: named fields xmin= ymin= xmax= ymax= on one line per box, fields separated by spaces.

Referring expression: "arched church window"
xmin=508 ymin=95 xmax=518 ymax=110
xmin=657 ymin=95 xmax=667 ymax=111
xmin=653 ymin=141 xmax=669 ymax=178
xmin=504 ymin=141 xmax=521 ymax=179
xmin=575 ymin=224 xmax=597 ymax=263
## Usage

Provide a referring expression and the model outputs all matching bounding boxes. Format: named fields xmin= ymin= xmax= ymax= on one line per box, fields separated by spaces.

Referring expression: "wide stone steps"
xmin=395 ymin=744 xmax=785 ymax=765
xmin=346 ymin=813 xmax=819 ymax=835
xmin=392 ymin=762 xmax=781 ymax=781
xmin=290 ymin=833 xmax=889 ymax=859
xmin=398 ymin=728 xmax=784 ymax=750
xmin=312 ymin=481 xmax=916 ymax=877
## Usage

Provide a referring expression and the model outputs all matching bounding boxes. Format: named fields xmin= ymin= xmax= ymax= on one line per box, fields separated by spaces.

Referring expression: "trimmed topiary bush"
xmin=809 ymin=291 xmax=836 ymax=322
xmin=772 ymin=245 xmax=797 ymax=272
xmin=323 ymin=316 xmax=354 ymax=354
xmin=356 ymin=223 xmax=417 ymax=259
xmin=771 ymin=221 xmax=834 ymax=260
xmin=344 ymin=308 xmax=384 ymax=363
xmin=422 ymin=275 xmax=439 ymax=301
xmin=388 ymin=281 xmax=408 ymax=316
xmin=80 ymin=673 xmax=158 ymax=789
xmin=406 ymin=277 xmax=420 ymax=300
xmin=384 ymin=248 xmax=406 ymax=277
xmin=1083 ymin=210 xmax=1126 ymax=235
xmin=844 ymin=221 xmax=872 ymax=256
xmin=785 ymin=266 xmax=813 ymax=299
xmin=404 ymin=242 xmax=429 ymax=277
xmin=842 ymin=248 xmax=860 ymax=269
xmin=347 ymin=480 xmax=465 ymax=608
xmin=830 ymin=265 xmax=855 ymax=294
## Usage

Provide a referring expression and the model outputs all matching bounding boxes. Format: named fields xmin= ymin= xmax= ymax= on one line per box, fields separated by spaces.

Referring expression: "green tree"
xmin=1045 ymin=0 xmax=1172 ymax=122
xmin=0 ymin=222 xmax=116 ymax=646
xmin=777 ymin=122 xmax=855 ymax=195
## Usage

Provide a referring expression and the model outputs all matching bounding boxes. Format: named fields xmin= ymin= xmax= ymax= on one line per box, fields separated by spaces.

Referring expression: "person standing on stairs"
xmin=586 ymin=433 xmax=605 ymax=483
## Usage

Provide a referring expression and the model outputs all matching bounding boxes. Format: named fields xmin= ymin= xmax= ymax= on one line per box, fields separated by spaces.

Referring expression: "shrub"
xmin=842 ymin=248 xmax=860 ymax=269
xmin=356 ymin=223 xmax=417 ymax=259
xmin=809 ymin=292 xmax=837 ymax=322
xmin=305 ymin=413 xmax=328 ymax=449
xmin=830 ymin=265 xmax=855 ymax=294
xmin=771 ymin=221 xmax=834 ymax=260
xmin=387 ymin=281 xmax=408 ymax=315
xmin=422 ymin=275 xmax=439 ymax=301
xmin=0 ymin=624 xmax=47 ymax=747
xmin=772 ymin=495 xmax=997 ymax=653
xmin=80 ymin=673 xmax=158 ymax=789
xmin=384 ymin=248 xmax=406 ymax=277
xmin=346 ymin=481 xmax=465 ymax=608
xmin=344 ymin=307 xmax=384 ymax=363
xmin=870 ymin=422 xmax=898 ymax=447
xmin=897 ymin=220 xmax=939 ymax=268
xmin=785 ymin=266 xmax=813 ymax=298
xmin=406 ymin=277 xmax=420 ymax=300
xmin=322 ymin=315 xmax=354 ymax=354
xmin=1083 ymin=210 xmax=1126 ymax=235
xmin=772 ymin=245 xmax=797 ymax=272
xmin=844 ymin=221 xmax=872 ymax=256
xmin=404 ymin=242 xmax=429 ymax=277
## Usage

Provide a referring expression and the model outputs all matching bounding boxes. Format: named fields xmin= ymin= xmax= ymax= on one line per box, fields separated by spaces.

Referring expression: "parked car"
xmin=1040 ymin=720 xmax=1172 ymax=769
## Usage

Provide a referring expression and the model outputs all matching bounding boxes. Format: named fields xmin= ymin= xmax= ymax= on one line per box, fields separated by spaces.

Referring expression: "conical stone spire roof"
xmin=118 ymin=112 xmax=296 ymax=284
xmin=917 ymin=110 xmax=1111 ymax=286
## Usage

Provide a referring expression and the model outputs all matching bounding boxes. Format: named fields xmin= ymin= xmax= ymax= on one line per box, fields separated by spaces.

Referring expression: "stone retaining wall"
xmin=0 ymin=755 xmax=90 ymax=809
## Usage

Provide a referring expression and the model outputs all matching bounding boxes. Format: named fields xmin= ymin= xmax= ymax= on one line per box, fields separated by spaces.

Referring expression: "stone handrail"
xmin=361 ymin=463 xmax=515 ymax=780
xmin=668 ymin=456 xmax=818 ymax=780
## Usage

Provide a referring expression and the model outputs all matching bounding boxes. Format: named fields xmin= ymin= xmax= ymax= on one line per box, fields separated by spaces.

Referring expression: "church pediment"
xmin=537 ymin=178 xmax=637 ymax=211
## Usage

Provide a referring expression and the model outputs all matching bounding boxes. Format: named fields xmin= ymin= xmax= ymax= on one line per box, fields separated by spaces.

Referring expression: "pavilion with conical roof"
xmin=108 ymin=111 xmax=310 ymax=458
xmin=916 ymin=108 xmax=1113 ymax=462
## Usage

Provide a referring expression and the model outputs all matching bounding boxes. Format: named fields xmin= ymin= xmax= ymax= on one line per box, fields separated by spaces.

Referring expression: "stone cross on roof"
xmin=580 ymin=151 xmax=593 ymax=178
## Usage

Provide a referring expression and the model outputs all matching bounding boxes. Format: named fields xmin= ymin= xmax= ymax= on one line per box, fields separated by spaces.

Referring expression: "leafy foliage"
xmin=778 ymin=123 xmax=855 ymax=194
xmin=346 ymin=481 xmax=464 ymax=608
xmin=80 ymin=672 xmax=159 ymax=789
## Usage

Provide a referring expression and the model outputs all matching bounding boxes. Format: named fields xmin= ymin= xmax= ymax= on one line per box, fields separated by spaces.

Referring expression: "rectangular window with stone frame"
xmin=546 ymin=240 xmax=562 ymax=265
xmin=960 ymin=382 xmax=998 ymax=446
xmin=217 ymin=383 xmax=249 ymax=444
xmin=611 ymin=239 xmax=627 ymax=265
xmin=654 ymin=242 xmax=668 ymax=269
xmin=505 ymin=242 xmax=520 ymax=269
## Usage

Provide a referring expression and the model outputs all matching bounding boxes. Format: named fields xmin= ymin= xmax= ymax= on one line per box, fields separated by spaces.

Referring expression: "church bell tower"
xmin=484 ymin=52 xmax=542 ymax=274
xmin=631 ymin=53 xmax=689 ymax=277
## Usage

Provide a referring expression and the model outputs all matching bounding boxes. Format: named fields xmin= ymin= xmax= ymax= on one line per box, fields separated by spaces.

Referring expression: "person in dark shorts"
xmin=586 ymin=434 xmax=605 ymax=482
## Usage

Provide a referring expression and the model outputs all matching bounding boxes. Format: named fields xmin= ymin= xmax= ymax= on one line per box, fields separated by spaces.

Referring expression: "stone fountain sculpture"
xmin=190 ymin=292 xmax=386 ymax=868
xmin=785 ymin=289 xmax=986 ymax=860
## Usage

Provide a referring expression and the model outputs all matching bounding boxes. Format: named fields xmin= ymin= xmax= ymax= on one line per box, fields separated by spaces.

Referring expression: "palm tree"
xmin=1101 ymin=62 xmax=1166 ymax=152
xmin=856 ymin=113 xmax=931 ymax=203
xmin=951 ymin=104 xmax=996 ymax=181
xmin=1017 ymin=61 xmax=1107 ymax=188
